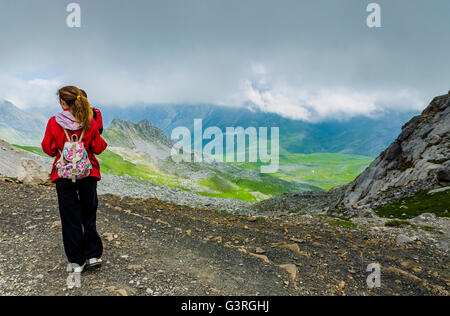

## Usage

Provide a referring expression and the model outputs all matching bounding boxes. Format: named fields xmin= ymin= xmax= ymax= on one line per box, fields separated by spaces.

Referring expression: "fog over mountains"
xmin=6 ymin=100 xmax=417 ymax=157
xmin=98 ymin=104 xmax=417 ymax=157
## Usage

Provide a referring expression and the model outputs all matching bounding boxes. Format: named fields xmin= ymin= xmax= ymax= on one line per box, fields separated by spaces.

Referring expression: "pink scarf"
xmin=55 ymin=110 xmax=83 ymax=130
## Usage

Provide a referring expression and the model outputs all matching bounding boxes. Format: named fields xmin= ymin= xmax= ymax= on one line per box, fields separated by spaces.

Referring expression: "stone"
xmin=357 ymin=208 xmax=378 ymax=218
xmin=436 ymin=166 xmax=450 ymax=183
xmin=337 ymin=281 xmax=346 ymax=291
xmin=428 ymin=186 xmax=450 ymax=194
xmin=255 ymin=247 xmax=266 ymax=254
xmin=278 ymin=264 xmax=297 ymax=282
xmin=116 ymin=289 xmax=128 ymax=296
xmin=16 ymin=158 xmax=49 ymax=185
xmin=283 ymin=243 xmax=310 ymax=258
xmin=396 ymin=234 xmax=418 ymax=245
xmin=411 ymin=213 xmax=437 ymax=223
xmin=249 ymin=253 xmax=271 ymax=264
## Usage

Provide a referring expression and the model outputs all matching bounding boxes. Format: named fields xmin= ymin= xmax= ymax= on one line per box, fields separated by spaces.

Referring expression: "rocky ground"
xmin=0 ymin=178 xmax=448 ymax=296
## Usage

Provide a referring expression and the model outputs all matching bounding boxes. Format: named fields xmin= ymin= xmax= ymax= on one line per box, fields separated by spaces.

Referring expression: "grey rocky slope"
xmin=342 ymin=92 xmax=450 ymax=206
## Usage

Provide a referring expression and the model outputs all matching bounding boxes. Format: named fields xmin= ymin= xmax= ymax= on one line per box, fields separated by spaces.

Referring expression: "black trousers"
xmin=55 ymin=177 xmax=103 ymax=265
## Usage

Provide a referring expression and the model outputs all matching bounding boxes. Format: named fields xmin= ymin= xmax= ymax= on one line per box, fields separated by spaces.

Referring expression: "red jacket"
xmin=41 ymin=116 xmax=108 ymax=183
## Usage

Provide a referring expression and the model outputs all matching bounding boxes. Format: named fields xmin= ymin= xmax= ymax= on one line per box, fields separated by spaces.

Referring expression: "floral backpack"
xmin=56 ymin=128 xmax=92 ymax=182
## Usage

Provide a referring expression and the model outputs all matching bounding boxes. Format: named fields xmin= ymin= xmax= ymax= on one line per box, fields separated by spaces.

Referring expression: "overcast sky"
xmin=0 ymin=0 xmax=449 ymax=121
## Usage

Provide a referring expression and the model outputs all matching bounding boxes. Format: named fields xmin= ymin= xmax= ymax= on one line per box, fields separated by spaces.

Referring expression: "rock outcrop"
xmin=342 ymin=92 xmax=450 ymax=206
xmin=0 ymin=138 xmax=52 ymax=179
xmin=17 ymin=158 xmax=50 ymax=185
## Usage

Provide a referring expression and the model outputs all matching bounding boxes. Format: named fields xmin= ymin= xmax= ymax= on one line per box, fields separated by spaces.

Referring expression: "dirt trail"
xmin=0 ymin=179 xmax=448 ymax=296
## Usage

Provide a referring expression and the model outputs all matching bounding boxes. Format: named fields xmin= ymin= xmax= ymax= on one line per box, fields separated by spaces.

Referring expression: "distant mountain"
xmin=0 ymin=100 xmax=47 ymax=146
xmin=99 ymin=104 xmax=418 ymax=157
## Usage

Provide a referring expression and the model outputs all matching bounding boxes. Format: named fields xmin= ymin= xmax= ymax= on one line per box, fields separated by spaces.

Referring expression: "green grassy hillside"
xmin=233 ymin=153 xmax=373 ymax=190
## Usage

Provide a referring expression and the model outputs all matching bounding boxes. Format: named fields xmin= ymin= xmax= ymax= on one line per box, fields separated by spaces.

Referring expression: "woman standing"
xmin=41 ymin=86 xmax=108 ymax=273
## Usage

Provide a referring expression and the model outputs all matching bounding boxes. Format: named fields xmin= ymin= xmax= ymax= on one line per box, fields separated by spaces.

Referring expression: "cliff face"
xmin=343 ymin=92 xmax=450 ymax=206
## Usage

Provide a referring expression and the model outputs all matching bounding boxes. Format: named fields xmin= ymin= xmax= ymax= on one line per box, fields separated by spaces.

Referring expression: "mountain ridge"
xmin=0 ymin=99 xmax=47 ymax=146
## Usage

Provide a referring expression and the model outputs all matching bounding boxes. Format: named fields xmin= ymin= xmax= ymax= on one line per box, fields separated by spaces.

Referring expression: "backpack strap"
xmin=62 ymin=127 xmax=85 ymax=142
xmin=80 ymin=128 xmax=85 ymax=141
xmin=62 ymin=128 xmax=71 ymax=142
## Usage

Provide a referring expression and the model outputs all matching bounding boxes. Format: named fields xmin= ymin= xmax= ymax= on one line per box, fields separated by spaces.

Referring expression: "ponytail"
xmin=57 ymin=86 xmax=93 ymax=129
xmin=73 ymin=94 xmax=93 ymax=129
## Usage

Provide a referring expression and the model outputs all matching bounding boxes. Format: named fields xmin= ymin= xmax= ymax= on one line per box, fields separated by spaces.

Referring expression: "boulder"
xmin=17 ymin=158 xmax=50 ymax=185
xmin=411 ymin=213 xmax=437 ymax=223
xmin=396 ymin=234 xmax=418 ymax=246
xmin=436 ymin=166 xmax=450 ymax=183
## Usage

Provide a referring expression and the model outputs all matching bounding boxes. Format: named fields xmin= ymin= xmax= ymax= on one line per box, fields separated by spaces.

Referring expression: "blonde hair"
xmin=57 ymin=86 xmax=93 ymax=129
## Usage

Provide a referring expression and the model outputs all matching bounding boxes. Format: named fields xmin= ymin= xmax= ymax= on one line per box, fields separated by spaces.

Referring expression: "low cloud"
xmin=0 ymin=73 xmax=61 ymax=109
xmin=0 ymin=66 xmax=427 ymax=123
xmin=240 ymin=74 xmax=425 ymax=122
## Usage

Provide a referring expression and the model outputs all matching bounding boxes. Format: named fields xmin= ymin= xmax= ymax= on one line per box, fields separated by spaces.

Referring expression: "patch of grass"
xmin=98 ymin=150 xmax=174 ymax=186
xmin=1 ymin=176 xmax=18 ymax=182
xmin=197 ymin=170 xmax=319 ymax=202
xmin=198 ymin=175 xmax=237 ymax=193
xmin=232 ymin=153 xmax=373 ymax=190
xmin=325 ymin=220 xmax=357 ymax=229
xmin=374 ymin=188 xmax=450 ymax=219
xmin=12 ymin=144 xmax=47 ymax=157
xmin=196 ymin=190 xmax=257 ymax=202
xmin=385 ymin=220 xmax=411 ymax=227
xmin=384 ymin=221 xmax=439 ymax=233
xmin=397 ymin=161 xmax=414 ymax=172
xmin=415 ymin=225 xmax=437 ymax=232
xmin=427 ymin=158 xmax=448 ymax=165
xmin=276 ymin=153 xmax=372 ymax=190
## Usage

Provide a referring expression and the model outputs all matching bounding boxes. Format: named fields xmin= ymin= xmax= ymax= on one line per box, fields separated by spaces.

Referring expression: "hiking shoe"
xmin=67 ymin=262 xmax=86 ymax=273
xmin=86 ymin=258 xmax=102 ymax=267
